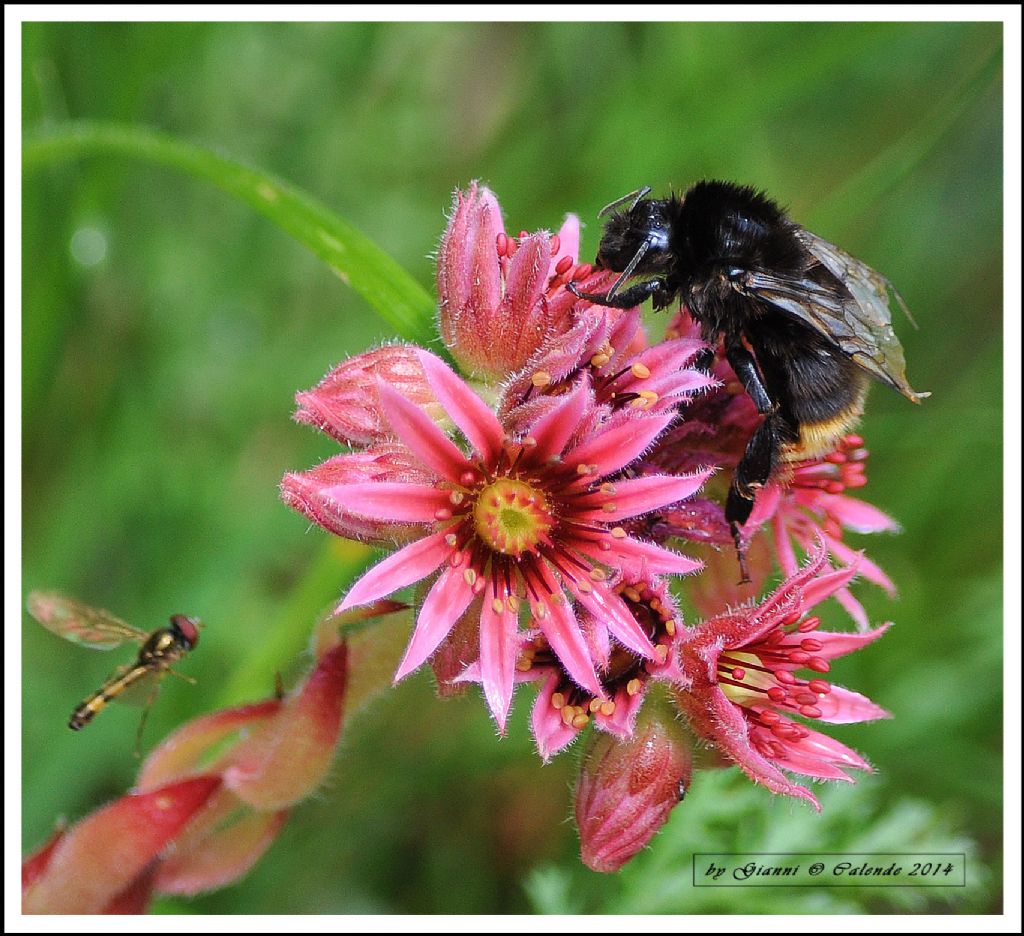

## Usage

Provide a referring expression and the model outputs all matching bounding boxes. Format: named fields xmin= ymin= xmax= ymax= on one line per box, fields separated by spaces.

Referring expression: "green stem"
xmin=213 ymin=539 xmax=374 ymax=708
xmin=23 ymin=121 xmax=437 ymax=347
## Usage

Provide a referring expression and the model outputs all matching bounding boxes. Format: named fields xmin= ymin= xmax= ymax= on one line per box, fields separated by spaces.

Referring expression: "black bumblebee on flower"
xmin=569 ymin=180 xmax=928 ymax=577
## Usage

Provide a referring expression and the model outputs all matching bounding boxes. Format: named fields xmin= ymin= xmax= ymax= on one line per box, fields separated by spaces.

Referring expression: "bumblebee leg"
xmin=692 ymin=346 xmax=716 ymax=371
xmin=725 ymin=337 xmax=774 ymax=415
xmin=727 ymin=414 xmax=785 ymax=583
xmin=566 ymin=278 xmax=664 ymax=309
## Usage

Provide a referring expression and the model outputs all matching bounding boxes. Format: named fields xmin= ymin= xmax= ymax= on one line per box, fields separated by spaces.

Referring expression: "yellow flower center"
xmin=473 ymin=478 xmax=554 ymax=556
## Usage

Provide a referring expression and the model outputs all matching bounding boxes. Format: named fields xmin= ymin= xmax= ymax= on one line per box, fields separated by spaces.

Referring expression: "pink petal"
xmin=765 ymin=723 xmax=872 ymax=779
xmin=549 ymin=214 xmax=581 ymax=276
xmin=595 ymin=684 xmax=645 ymax=738
xmin=835 ymin=587 xmax=871 ymax=630
xmin=743 ymin=481 xmax=783 ymax=532
xmin=677 ymin=686 xmax=819 ymax=809
xmin=394 ymin=564 xmax=476 ymax=682
xmin=814 ymin=684 xmax=892 ymax=724
xmin=416 ymin=349 xmax=505 ymax=463
xmin=562 ymin=576 xmax=656 ymax=660
xmin=532 ymin=673 xmax=582 ymax=761
xmin=811 ymin=623 xmax=891 ymax=661
xmin=825 ymin=534 xmax=896 ymax=594
xmin=280 ymin=445 xmax=436 ymax=543
xmin=564 ymin=412 xmax=673 ymax=477
xmin=801 ymin=560 xmax=859 ymax=608
xmin=572 ymin=470 xmax=712 ymax=522
xmin=376 ymin=380 xmax=470 ymax=484
xmin=772 ymin=515 xmax=801 ymax=577
xmin=478 ymin=592 xmax=519 ymax=732
xmin=523 ymin=379 xmax=591 ymax=465
xmin=22 ymin=776 xmax=221 ymax=914
xmin=339 ymin=531 xmax=450 ymax=610
xmin=568 ymin=532 xmax=703 ymax=577
xmin=825 ymin=494 xmax=901 ymax=533
xmin=321 ymin=481 xmax=453 ymax=523
xmin=532 ymin=565 xmax=602 ymax=696
xmin=437 ymin=183 xmax=503 ymax=322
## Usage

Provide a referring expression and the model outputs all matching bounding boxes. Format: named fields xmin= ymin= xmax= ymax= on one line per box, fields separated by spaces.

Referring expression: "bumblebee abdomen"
xmin=781 ymin=396 xmax=866 ymax=463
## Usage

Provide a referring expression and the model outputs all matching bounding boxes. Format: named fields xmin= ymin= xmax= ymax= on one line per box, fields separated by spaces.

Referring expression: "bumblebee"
xmin=569 ymin=180 xmax=927 ymax=575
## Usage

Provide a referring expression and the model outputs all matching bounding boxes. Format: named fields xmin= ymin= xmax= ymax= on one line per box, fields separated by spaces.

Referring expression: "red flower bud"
xmin=574 ymin=713 xmax=692 ymax=872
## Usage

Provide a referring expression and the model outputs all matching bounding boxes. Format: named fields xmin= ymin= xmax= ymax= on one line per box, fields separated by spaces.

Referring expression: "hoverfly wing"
xmin=743 ymin=231 xmax=929 ymax=404
xmin=27 ymin=591 xmax=148 ymax=650
xmin=106 ymin=669 xmax=165 ymax=707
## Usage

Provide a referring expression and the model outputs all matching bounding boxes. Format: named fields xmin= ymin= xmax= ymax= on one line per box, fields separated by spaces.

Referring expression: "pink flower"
xmin=307 ymin=348 xmax=710 ymax=731
xmin=653 ymin=310 xmax=898 ymax=627
xmin=574 ymin=711 xmax=693 ymax=873
xmin=744 ymin=434 xmax=899 ymax=630
xmin=505 ymin=574 xmax=686 ymax=760
xmin=437 ymin=182 xmax=619 ymax=382
xmin=674 ymin=543 xmax=890 ymax=809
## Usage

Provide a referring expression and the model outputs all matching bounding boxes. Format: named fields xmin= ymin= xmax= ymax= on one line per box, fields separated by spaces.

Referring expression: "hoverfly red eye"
xmin=169 ymin=614 xmax=201 ymax=648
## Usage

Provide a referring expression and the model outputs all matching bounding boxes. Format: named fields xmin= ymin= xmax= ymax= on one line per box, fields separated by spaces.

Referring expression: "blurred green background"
xmin=22 ymin=22 xmax=1002 ymax=914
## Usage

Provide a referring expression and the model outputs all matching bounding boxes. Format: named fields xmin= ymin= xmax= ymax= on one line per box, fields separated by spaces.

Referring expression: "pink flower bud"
xmin=294 ymin=345 xmax=438 ymax=446
xmin=22 ymin=775 xmax=221 ymax=914
xmin=437 ymin=183 xmax=591 ymax=381
xmin=574 ymin=713 xmax=692 ymax=873
xmin=281 ymin=444 xmax=436 ymax=545
xmin=223 ymin=642 xmax=348 ymax=810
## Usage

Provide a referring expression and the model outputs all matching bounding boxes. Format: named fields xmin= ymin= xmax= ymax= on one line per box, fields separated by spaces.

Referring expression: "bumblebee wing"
xmin=27 ymin=591 xmax=148 ymax=650
xmin=743 ymin=230 xmax=928 ymax=403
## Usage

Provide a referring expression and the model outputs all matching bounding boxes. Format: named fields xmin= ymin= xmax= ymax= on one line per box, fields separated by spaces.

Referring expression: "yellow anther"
xmin=532 ymin=371 xmax=552 ymax=388
xmin=551 ymin=692 xmax=566 ymax=710
xmin=463 ymin=568 xmax=477 ymax=586
xmin=630 ymin=361 xmax=651 ymax=379
xmin=626 ymin=678 xmax=642 ymax=696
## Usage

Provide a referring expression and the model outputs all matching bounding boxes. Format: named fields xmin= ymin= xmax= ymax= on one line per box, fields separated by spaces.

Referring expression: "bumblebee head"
xmin=595 ymin=197 xmax=675 ymax=294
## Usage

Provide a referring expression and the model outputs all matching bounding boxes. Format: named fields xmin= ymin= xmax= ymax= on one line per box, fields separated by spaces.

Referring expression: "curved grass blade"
xmin=23 ymin=121 xmax=436 ymax=347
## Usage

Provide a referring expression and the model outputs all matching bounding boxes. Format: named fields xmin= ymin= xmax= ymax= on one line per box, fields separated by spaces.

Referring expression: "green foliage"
xmin=526 ymin=771 xmax=992 ymax=914
xmin=22 ymin=21 xmax=1002 ymax=914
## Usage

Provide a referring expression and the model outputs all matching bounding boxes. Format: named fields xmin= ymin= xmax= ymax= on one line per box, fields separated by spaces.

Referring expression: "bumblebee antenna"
xmin=606 ymin=237 xmax=652 ymax=299
xmin=598 ymin=185 xmax=652 ymax=218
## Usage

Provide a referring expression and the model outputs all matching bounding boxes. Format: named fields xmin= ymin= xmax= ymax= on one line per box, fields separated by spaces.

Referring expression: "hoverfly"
xmin=27 ymin=591 xmax=200 ymax=752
